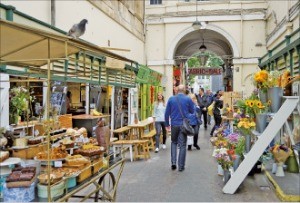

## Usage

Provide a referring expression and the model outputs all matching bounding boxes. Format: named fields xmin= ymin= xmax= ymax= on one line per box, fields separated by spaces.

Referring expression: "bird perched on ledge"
xmin=67 ymin=19 xmax=88 ymax=39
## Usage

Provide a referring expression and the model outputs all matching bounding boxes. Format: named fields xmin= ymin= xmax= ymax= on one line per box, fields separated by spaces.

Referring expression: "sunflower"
xmin=245 ymin=100 xmax=251 ymax=106
xmin=249 ymin=100 xmax=254 ymax=107
xmin=267 ymin=100 xmax=272 ymax=105
xmin=255 ymin=100 xmax=263 ymax=108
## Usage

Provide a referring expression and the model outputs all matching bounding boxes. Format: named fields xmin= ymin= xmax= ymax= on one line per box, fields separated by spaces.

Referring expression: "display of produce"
xmin=65 ymin=155 xmax=90 ymax=166
xmin=14 ymin=138 xmax=28 ymax=147
xmin=51 ymin=167 xmax=81 ymax=177
xmin=38 ymin=171 xmax=65 ymax=185
xmin=60 ymin=139 xmax=75 ymax=148
xmin=36 ymin=145 xmax=68 ymax=160
xmin=74 ymin=144 xmax=104 ymax=157
xmin=6 ymin=167 xmax=36 ymax=188
xmin=0 ymin=151 xmax=9 ymax=163
xmin=28 ymin=137 xmax=43 ymax=145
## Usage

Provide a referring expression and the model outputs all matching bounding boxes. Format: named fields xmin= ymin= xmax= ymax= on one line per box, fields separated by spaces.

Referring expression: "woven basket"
xmin=58 ymin=114 xmax=73 ymax=129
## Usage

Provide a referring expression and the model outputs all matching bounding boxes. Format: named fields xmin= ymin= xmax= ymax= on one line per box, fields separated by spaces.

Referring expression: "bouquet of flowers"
xmin=270 ymin=144 xmax=292 ymax=163
xmin=253 ymin=70 xmax=269 ymax=90
xmin=213 ymin=148 xmax=233 ymax=170
xmin=237 ymin=117 xmax=256 ymax=135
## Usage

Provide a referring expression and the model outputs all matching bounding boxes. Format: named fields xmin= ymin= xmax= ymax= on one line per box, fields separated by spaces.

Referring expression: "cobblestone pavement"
xmin=70 ymin=125 xmax=279 ymax=202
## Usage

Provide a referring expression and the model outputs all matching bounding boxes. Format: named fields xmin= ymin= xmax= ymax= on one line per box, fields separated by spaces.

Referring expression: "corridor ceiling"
xmin=174 ymin=29 xmax=233 ymax=61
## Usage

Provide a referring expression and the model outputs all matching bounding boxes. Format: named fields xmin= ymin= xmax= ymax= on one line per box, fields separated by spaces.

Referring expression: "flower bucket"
xmin=233 ymin=155 xmax=241 ymax=171
xmin=255 ymin=113 xmax=268 ymax=133
xmin=275 ymin=162 xmax=285 ymax=177
xmin=267 ymin=87 xmax=283 ymax=113
xmin=258 ymin=89 xmax=268 ymax=103
xmin=217 ymin=164 xmax=224 ymax=176
xmin=223 ymin=169 xmax=231 ymax=184
xmin=245 ymin=134 xmax=251 ymax=153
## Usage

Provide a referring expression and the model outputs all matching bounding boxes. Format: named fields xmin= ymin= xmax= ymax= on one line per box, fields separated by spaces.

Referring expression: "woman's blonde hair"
xmin=189 ymin=93 xmax=198 ymax=104
xmin=155 ymin=92 xmax=165 ymax=106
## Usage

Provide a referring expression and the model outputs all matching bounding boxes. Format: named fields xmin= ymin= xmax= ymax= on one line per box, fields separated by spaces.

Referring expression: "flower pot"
xmin=258 ymin=89 xmax=268 ymax=103
xmin=245 ymin=134 xmax=251 ymax=153
xmin=233 ymin=155 xmax=241 ymax=171
xmin=217 ymin=164 xmax=224 ymax=176
xmin=275 ymin=162 xmax=285 ymax=177
xmin=286 ymin=153 xmax=299 ymax=173
xmin=255 ymin=113 xmax=268 ymax=133
xmin=223 ymin=169 xmax=231 ymax=184
xmin=267 ymin=87 xmax=283 ymax=113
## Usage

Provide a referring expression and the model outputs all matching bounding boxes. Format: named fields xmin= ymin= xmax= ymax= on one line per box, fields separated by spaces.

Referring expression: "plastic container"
xmin=37 ymin=181 xmax=65 ymax=199
xmin=66 ymin=177 xmax=77 ymax=188
xmin=3 ymin=182 xmax=35 ymax=202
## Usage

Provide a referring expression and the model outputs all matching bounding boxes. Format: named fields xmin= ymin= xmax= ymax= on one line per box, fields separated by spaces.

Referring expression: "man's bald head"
xmin=177 ymin=85 xmax=185 ymax=93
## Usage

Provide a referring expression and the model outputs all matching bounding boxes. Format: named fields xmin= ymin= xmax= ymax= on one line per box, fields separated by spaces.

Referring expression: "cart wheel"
xmin=95 ymin=172 xmax=116 ymax=202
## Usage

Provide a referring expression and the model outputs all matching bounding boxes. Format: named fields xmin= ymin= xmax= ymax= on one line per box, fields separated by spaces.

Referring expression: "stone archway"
xmin=168 ymin=24 xmax=239 ymax=93
xmin=167 ymin=24 xmax=240 ymax=60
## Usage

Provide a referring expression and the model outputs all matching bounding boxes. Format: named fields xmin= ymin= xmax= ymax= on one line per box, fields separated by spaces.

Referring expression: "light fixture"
xmin=199 ymin=36 xmax=207 ymax=52
xmin=198 ymin=36 xmax=208 ymax=67
xmin=192 ymin=1 xmax=201 ymax=30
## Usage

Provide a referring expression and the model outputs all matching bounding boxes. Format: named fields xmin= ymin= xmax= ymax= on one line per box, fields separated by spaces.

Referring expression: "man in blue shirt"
xmin=165 ymin=85 xmax=195 ymax=172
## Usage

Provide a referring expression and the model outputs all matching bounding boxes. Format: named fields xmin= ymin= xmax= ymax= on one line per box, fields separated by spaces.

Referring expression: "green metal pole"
xmin=5 ymin=5 xmax=15 ymax=21
xmin=289 ymin=49 xmax=294 ymax=76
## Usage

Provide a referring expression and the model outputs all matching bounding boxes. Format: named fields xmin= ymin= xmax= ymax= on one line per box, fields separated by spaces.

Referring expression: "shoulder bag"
xmin=175 ymin=96 xmax=195 ymax=136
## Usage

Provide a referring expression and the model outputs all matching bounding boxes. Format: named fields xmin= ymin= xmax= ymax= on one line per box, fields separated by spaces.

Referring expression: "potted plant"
xmin=9 ymin=87 xmax=34 ymax=124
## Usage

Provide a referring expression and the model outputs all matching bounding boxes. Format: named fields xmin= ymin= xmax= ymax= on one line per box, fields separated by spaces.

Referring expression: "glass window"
xmin=150 ymin=0 xmax=162 ymax=5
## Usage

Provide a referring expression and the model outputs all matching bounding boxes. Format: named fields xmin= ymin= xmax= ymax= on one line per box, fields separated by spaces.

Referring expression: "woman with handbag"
xmin=187 ymin=94 xmax=201 ymax=150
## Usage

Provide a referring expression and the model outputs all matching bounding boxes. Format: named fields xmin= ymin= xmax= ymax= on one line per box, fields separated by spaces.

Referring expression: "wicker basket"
xmin=58 ymin=114 xmax=73 ymax=129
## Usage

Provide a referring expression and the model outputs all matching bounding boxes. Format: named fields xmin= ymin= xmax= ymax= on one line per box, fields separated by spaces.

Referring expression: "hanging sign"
xmin=188 ymin=68 xmax=222 ymax=75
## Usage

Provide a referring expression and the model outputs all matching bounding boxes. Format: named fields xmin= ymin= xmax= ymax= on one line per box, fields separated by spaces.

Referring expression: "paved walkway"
xmin=116 ymin=125 xmax=279 ymax=202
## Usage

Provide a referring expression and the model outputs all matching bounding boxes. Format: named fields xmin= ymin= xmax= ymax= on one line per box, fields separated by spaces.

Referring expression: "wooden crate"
xmin=77 ymin=165 xmax=92 ymax=183
xmin=58 ymin=114 xmax=73 ymax=129
xmin=12 ymin=143 xmax=47 ymax=159
xmin=92 ymin=158 xmax=103 ymax=174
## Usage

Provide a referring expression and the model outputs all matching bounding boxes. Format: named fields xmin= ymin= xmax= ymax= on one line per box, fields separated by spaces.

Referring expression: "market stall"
xmin=0 ymin=19 xmax=137 ymax=202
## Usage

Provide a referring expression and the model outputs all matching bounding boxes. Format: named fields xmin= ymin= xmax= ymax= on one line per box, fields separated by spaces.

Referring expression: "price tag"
xmin=54 ymin=161 xmax=62 ymax=168
xmin=70 ymin=148 xmax=74 ymax=155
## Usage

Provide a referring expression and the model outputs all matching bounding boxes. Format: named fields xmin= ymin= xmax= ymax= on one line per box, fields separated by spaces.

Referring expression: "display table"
xmin=72 ymin=114 xmax=110 ymax=137
xmin=128 ymin=119 xmax=154 ymax=139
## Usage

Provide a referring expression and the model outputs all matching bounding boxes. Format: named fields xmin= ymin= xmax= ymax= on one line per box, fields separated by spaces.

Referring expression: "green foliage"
xmin=235 ymin=136 xmax=245 ymax=157
xmin=186 ymin=52 xmax=224 ymax=86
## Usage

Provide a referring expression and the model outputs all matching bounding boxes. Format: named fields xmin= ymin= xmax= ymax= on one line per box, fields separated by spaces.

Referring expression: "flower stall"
xmin=210 ymin=70 xmax=299 ymax=195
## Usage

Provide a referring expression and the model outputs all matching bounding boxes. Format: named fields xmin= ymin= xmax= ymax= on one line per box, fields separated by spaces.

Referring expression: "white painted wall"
xmin=1 ymin=0 xmax=145 ymax=64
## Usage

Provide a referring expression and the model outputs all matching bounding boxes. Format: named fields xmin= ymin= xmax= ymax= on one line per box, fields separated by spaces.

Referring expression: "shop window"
xmin=150 ymin=0 xmax=162 ymax=5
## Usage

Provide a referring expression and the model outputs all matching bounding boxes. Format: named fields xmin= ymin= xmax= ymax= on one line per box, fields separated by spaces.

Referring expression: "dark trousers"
xmin=188 ymin=124 xmax=199 ymax=147
xmin=200 ymin=109 xmax=208 ymax=127
xmin=210 ymin=114 xmax=222 ymax=136
xmin=171 ymin=126 xmax=187 ymax=169
xmin=155 ymin=121 xmax=167 ymax=148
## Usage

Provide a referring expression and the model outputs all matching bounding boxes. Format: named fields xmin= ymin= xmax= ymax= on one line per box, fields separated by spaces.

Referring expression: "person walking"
xmin=206 ymin=89 xmax=214 ymax=125
xmin=165 ymin=85 xmax=195 ymax=171
xmin=153 ymin=92 xmax=167 ymax=153
xmin=196 ymin=88 xmax=209 ymax=129
xmin=187 ymin=94 xmax=201 ymax=150
xmin=210 ymin=93 xmax=223 ymax=136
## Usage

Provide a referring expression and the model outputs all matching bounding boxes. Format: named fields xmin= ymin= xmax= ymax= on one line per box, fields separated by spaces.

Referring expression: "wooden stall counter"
xmin=72 ymin=114 xmax=110 ymax=137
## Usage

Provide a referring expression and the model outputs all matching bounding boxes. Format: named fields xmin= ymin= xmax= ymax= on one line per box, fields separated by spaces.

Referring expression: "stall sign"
xmin=136 ymin=65 xmax=150 ymax=84
xmin=188 ymin=68 xmax=222 ymax=75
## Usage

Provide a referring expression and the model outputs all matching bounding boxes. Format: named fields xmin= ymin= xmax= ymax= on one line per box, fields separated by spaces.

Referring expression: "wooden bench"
xmin=142 ymin=129 xmax=156 ymax=150
xmin=112 ymin=126 xmax=131 ymax=140
xmin=111 ymin=139 xmax=150 ymax=161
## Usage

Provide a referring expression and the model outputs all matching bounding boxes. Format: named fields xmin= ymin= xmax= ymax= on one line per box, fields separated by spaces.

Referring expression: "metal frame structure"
xmin=0 ymin=19 xmax=136 ymax=202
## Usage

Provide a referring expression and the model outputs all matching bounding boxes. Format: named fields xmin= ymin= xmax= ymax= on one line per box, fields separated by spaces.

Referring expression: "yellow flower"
xmin=250 ymin=122 xmax=256 ymax=127
xmin=267 ymin=100 xmax=271 ymax=105
xmin=249 ymin=100 xmax=254 ymax=107
xmin=255 ymin=100 xmax=262 ymax=108
xmin=245 ymin=100 xmax=251 ymax=106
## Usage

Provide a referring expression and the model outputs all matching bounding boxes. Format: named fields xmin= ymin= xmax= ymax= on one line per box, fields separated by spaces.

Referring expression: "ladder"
xmin=223 ymin=96 xmax=299 ymax=194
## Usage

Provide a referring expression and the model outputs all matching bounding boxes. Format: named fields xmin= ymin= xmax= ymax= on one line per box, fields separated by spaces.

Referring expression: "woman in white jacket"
xmin=153 ymin=93 xmax=167 ymax=153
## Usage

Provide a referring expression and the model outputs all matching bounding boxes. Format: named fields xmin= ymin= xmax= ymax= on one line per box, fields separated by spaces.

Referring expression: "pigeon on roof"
xmin=67 ymin=19 xmax=88 ymax=39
